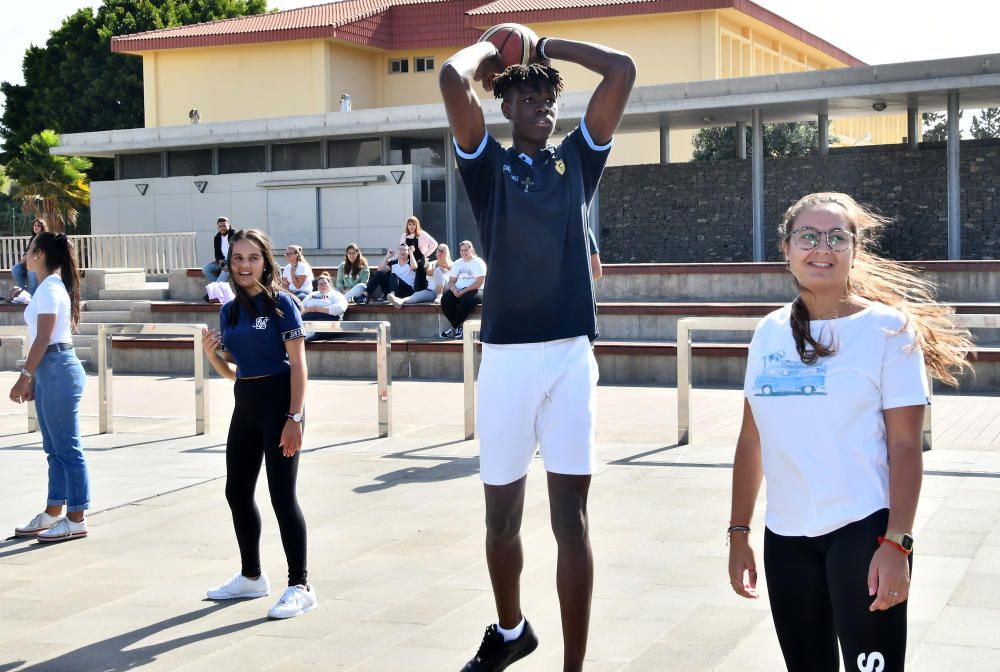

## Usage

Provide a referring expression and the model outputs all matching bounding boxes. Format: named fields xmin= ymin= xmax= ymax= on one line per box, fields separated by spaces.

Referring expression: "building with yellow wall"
xmin=117 ymin=0 xmax=906 ymax=162
xmin=60 ymin=0 xmax=912 ymax=258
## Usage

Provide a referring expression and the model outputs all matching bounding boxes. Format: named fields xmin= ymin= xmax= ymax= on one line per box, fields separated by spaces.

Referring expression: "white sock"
xmin=496 ymin=617 xmax=525 ymax=642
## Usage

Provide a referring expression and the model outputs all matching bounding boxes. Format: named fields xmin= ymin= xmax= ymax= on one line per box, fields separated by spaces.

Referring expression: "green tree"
xmin=7 ymin=130 xmax=93 ymax=232
xmin=921 ymin=111 xmax=963 ymax=142
xmin=1 ymin=0 xmax=268 ymax=172
xmin=970 ymin=108 xmax=1000 ymax=139
xmin=692 ymin=121 xmax=832 ymax=161
xmin=0 ymin=165 xmax=9 ymax=195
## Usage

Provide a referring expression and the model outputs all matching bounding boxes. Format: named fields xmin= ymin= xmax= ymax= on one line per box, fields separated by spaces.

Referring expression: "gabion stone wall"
xmin=598 ymin=139 xmax=1000 ymax=263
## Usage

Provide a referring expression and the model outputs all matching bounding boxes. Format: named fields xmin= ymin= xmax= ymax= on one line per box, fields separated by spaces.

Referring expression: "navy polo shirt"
xmin=454 ymin=118 xmax=608 ymax=344
xmin=220 ymin=291 xmax=304 ymax=378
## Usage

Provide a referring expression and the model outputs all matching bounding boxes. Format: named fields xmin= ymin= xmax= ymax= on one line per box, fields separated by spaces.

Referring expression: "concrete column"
xmin=659 ymin=124 xmax=670 ymax=164
xmin=907 ymin=107 xmax=919 ymax=150
xmin=445 ymin=131 xmax=458 ymax=250
xmin=818 ymin=114 xmax=829 ymax=156
xmin=947 ymin=92 xmax=961 ymax=260
xmin=751 ymin=108 xmax=764 ymax=262
xmin=590 ymin=189 xmax=601 ymax=248
xmin=736 ymin=121 xmax=747 ymax=159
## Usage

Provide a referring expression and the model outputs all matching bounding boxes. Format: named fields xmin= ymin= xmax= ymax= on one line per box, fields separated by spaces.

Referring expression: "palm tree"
xmin=7 ymin=129 xmax=92 ymax=232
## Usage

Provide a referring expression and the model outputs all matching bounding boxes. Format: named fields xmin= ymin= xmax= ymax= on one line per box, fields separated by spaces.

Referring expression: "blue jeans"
xmin=12 ymin=263 xmax=38 ymax=294
xmin=34 ymin=349 xmax=89 ymax=512
xmin=202 ymin=261 xmax=229 ymax=284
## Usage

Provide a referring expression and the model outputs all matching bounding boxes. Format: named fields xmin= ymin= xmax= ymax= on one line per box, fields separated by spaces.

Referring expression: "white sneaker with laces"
xmin=440 ymin=328 xmax=455 ymax=338
xmin=206 ymin=572 xmax=270 ymax=600
xmin=267 ymin=584 xmax=318 ymax=619
xmin=14 ymin=512 xmax=62 ymax=537
xmin=36 ymin=517 xmax=88 ymax=543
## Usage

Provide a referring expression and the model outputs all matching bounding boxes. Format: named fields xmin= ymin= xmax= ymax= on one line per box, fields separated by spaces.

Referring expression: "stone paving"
xmin=0 ymin=372 xmax=998 ymax=671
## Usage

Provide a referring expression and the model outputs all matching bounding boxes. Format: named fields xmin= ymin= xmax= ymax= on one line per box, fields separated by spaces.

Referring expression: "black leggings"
xmin=226 ymin=373 xmax=308 ymax=586
xmin=366 ymin=270 xmax=414 ymax=299
xmin=764 ymin=509 xmax=910 ymax=672
xmin=441 ymin=288 xmax=481 ymax=328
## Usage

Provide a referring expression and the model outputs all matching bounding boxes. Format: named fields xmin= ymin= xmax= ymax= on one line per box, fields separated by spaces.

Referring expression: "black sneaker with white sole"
xmin=460 ymin=621 xmax=538 ymax=672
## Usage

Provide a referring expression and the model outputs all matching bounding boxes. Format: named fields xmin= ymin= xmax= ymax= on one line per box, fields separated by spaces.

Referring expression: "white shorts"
xmin=477 ymin=336 xmax=599 ymax=486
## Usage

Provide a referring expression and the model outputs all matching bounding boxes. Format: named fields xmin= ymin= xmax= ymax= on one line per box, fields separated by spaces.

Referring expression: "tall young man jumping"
xmin=440 ymin=30 xmax=635 ymax=672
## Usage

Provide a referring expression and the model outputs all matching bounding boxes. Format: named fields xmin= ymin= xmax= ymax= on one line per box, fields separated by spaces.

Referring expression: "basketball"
xmin=478 ymin=23 xmax=537 ymax=69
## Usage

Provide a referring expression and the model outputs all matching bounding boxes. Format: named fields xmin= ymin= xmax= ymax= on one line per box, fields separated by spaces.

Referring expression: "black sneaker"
xmin=355 ymin=294 xmax=368 ymax=305
xmin=460 ymin=621 xmax=538 ymax=671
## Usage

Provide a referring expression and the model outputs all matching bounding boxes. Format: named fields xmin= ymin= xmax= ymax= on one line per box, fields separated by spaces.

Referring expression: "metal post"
xmin=947 ymin=91 xmax=961 ymax=260
xmin=751 ymin=108 xmax=765 ymax=262
xmin=736 ymin=121 xmax=747 ymax=160
xmin=193 ymin=327 xmax=209 ymax=435
xmin=907 ymin=107 xmax=919 ymax=150
xmin=676 ymin=320 xmax=692 ymax=446
xmin=463 ymin=320 xmax=481 ymax=440
xmin=445 ymin=131 xmax=459 ymax=251
xmin=376 ymin=322 xmax=392 ymax=437
xmin=818 ymin=113 xmax=829 ymax=156
xmin=659 ymin=124 xmax=670 ymax=164
xmin=98 ymin=325 xmax=113 ymax=434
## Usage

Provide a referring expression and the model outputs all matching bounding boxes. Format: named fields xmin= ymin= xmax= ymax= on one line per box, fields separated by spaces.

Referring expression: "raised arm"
xmin=440 ymin=42 xmax=503 ymax=153
xmin=540 ymin=39 xmax=636 ymax=145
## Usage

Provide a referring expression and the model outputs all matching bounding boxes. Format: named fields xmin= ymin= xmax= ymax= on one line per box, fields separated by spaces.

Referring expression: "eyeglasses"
xmin=788 ymin=227 xmax=855 ymax=253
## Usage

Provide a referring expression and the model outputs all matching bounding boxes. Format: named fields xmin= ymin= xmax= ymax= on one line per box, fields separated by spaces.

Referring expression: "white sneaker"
xmin=206 ymin=572 xmax=270 ymax=600
xmin=440 ymin=328 xmax=455 ymax=338
xmin=14 ymin=512 xmax=62 ymax=537
xmin=267 ymin=584 xmax=318 ymax=619
xmin=388 ymin=293 xmax=404 ymax=309
xmin=36 ymin=517 xmax=88 ymax=543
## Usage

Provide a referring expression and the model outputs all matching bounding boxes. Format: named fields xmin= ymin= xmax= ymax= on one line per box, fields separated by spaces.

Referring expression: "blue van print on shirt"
xmin=753 ymin=351 xmax=827 ymax=396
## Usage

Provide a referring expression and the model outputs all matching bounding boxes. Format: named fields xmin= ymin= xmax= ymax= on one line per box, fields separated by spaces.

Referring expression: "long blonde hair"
xmin=779 ymin=192 xmax=973 ymax=387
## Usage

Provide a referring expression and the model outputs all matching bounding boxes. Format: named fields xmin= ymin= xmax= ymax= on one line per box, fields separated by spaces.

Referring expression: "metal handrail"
xmin=462 ymin=320 xmax=482 ymax=440
xmin=0 ymin=232 xmax=197 ymax=274
xmin=98 ymin=323 xmax=210 ymax=435
xmin=676 ymin=313 xmax=1000 ymax=449
xmin=0 ymin=325 xmax=36 ymax=432
xmin=301 ymin=320 xmax=393 ymax=437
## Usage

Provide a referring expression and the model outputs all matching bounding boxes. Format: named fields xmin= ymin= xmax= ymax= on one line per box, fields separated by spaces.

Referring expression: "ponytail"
xmin=32 ymin=232 xmax=81 ymax=330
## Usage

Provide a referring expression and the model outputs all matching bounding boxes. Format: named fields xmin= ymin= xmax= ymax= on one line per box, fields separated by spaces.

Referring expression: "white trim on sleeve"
xmin=453 ymin=133 xmax=489 ymax=159
xmin=580 ymin=117 xmax=613 ymax=152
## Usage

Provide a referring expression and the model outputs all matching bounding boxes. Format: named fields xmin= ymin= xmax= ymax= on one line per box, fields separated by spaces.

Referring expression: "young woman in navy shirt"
xmin=201 ymin=228 xmax=316 ymax=620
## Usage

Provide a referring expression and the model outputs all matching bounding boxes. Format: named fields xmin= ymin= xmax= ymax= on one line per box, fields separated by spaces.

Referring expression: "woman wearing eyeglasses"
xmin=727 ymin=192 xmax=972 ymax=672
xmin=281 ymin=245 xmax=313 ymax=299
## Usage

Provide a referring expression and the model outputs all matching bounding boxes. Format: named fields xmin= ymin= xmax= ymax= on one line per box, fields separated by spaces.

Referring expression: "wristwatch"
xmin=286 ymin=412 xmax=303 ymax=423
xmin=885 ymin=532 xmax=914 ymax=553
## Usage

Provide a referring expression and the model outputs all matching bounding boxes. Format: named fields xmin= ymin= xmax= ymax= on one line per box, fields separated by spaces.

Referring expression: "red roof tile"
xmin=110 ymin=0 xmax=862 ymax=67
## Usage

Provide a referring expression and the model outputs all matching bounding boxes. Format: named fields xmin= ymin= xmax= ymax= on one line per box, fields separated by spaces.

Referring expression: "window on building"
xmin=421 ymin=179 xmax=446 ymax=202
xmin=388 ymin=58 xmax=409 ymax=74
xmin=119 ymin=152 xmax=162 ymax=179
xmin=219 ymin=145 xmax=266 ymax=174
xmin=167 ymin=149 xmax=212 ymax=177
xmin=272 ymin=141 xmax=321 ymax=171
xmin=328 ymin=137 xmax=382 ymax=168
xmin=415 ymin=57 xmax=435 ymax=72
xmin=388 ymin=137 xmax=445 ymax=167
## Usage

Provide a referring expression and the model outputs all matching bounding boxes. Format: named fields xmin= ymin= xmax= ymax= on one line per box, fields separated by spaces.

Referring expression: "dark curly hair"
xmin=492 ymin=63 xmax=565 ymax=102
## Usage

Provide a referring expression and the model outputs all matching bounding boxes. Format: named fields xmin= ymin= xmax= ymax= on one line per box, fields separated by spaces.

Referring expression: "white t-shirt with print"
xmin=449 ymin=257 xmax=487 ymax=290
xmin=744 ymin=302 xmax=930 ymax=538
xmin=25 ymin=275 xmax=74 ymax=346
xmin=282 ymin=261 xmax=313 ymax=292
xmin=390 ymin=259 xmax=416 ymax=288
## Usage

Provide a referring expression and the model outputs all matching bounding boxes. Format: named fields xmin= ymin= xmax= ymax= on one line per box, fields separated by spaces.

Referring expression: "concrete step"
xmin=79 ymin=311 xmax=133 ymax=323
xmin=84 ymin=299 xmax=141 ymax=312
xmin=73 ymin=335 xmax=99 ymax=348
xmin=99 ymin=286 xmax=170 ymax=301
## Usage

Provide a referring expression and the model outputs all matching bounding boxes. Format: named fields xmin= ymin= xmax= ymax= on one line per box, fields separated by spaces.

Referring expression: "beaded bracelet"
xmin=726 ymin=524 xmax=751 ymax=545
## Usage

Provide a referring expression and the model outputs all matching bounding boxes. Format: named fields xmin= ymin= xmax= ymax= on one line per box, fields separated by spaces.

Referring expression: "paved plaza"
xmin=0 ymin=372 xmax=998 ymax=671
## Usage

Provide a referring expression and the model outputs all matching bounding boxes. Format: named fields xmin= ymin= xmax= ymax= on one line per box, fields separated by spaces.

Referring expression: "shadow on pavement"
xmin=608 ymin=443 xmax=734 ymax=469
xmin=8 ymin=603 xmax=262 ymax=672
xmin=354 ymin=441 xmax=479 ymax=493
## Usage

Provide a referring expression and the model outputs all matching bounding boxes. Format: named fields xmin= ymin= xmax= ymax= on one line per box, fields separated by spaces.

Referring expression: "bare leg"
xmin=484 ymin=477 xmax=527 ymax=629
xmin=547 ymin=472 xmax=593 ymax=672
